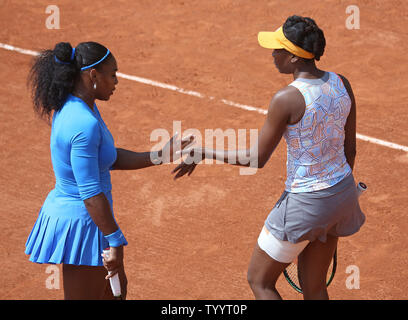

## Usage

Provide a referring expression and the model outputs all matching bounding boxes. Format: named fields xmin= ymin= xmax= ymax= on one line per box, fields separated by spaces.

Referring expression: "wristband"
xmin=104 ymin=228 xmax=128 ymax=247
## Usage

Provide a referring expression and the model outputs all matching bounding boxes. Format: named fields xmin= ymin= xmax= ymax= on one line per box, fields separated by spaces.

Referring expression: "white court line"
xmin=356 ymin=133 xmax=408 ymax=152
xmin=0 ymin=43 xmax=38 ymax=56
xmin=1 ymin=42 xmax=407 ymax=153
xmin=117 ymin=72 xmax=205 ymax=99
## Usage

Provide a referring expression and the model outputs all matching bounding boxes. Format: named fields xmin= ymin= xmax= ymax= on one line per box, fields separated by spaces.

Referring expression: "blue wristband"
xmin=104 ymin=229 xmax=128 ymax=247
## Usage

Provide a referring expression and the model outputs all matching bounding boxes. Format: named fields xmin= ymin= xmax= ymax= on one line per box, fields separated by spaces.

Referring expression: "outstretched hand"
xmin=160 ymin=132 xmax=195 ymax=164
xmin=172 ymin=147 xmax=204 ymax=180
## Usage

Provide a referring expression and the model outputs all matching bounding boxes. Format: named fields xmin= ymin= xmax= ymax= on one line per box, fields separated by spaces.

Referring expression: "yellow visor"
xmin=258 ymin=26 xmax=315 ymax=59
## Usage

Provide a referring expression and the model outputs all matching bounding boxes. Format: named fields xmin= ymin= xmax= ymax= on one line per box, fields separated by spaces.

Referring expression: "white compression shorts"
xmin=257 ymin=226 xmax=309 ymax=263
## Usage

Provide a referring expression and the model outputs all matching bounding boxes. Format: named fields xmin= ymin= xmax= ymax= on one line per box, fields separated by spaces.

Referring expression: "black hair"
xmin=282 ymin=15 xmax=326 ymax=61
xmin=28 ymin=41 xmax=111 ymax=122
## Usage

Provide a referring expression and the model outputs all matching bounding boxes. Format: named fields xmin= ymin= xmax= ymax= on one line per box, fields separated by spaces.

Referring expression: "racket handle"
xmin=356 ymin=182 xmax=367 ymax=198
xmin=108 ymin=272 xmax=121 ymax=297
xmin=103 ymin=249 xmax=122 ymax=298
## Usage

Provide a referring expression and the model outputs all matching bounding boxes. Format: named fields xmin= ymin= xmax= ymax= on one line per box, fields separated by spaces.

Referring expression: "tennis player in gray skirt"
xmin=173 ymin=15 xmax=365 ymax=300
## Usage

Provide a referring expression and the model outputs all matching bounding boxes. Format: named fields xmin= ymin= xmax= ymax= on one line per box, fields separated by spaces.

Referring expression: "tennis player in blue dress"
xmin=25 ymin=41 xmax=193 ymax=299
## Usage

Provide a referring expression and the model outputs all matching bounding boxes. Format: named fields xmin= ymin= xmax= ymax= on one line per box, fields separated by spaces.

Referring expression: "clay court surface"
xmin=1 ymin=0 xmax=407 ymax=300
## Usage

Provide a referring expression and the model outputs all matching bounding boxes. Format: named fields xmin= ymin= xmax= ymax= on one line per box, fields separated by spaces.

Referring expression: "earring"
xmin=93 ymin=83 xmax=97 ymax=90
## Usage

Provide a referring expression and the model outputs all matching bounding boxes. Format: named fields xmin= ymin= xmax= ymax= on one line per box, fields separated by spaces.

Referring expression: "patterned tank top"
xmin=284 ymin=71 xmax=352 ymax=192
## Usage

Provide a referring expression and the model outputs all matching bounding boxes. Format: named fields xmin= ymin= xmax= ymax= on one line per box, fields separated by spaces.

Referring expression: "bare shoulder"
xmin=268 ymin=85 xmax=305 ymax=124
xmin=270 ymin=86 xmax=303 ymax=108
xmin=272 ymin=85 xmax=301 ymax=101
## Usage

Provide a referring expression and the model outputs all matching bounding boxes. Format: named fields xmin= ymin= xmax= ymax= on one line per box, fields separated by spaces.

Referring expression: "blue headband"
xmin=70 ymin=47 xmax=76 ymax=61
xmin=80 ymin=49 xmax=110 ymax=71
xmin=54 ymin=47 xmax=76 ymax=65
xmin=54 ymin=47 xmax=110 ymax=71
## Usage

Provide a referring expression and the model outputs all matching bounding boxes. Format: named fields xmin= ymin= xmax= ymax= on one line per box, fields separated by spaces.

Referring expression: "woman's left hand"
xmin=172 ymin=146 xmax=204 ymax=179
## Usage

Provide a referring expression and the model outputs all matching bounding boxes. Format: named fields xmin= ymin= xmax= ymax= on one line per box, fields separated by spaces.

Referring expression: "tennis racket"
xmin=283 ymin=181 xmax=367 ymax=293
xmin=283 ymin=249 xmax=337 ymax=293
xmin=103 ymin=248 xmax=122 ymax=299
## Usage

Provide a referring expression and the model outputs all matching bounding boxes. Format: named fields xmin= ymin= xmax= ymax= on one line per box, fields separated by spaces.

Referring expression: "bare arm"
xmin=111 ymin=134 xmax=194 ymax=170
xmin=84 ymin=192 xmax=126 ymax=287
xmin=173 ymin=87 xmax=302 ymax=178
xmin=83 ymin=192 xmax=119 ymax=235
xmin=202 ymin=89 xmax=291 ymax=168
xmin=338 ymin=74 xmax=357 ymax=170
xmin=111 ymin=148 xmax=159 ymax=170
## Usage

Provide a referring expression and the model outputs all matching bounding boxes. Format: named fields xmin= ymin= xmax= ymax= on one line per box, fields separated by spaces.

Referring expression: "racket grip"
xmin=356 ymin=182 xmax=367 ymax=198
xmin=108 ymin=272 xmax=121 ymax=297
xmin=103 ymin=249 xmax=122 ymax=298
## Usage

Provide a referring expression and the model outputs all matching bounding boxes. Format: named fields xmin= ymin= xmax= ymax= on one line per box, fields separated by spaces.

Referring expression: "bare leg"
xmin=297 ymin=235 xmax=338 ymax=300
xmin=247 ymin=243 xmax=290 ymax=300
xmin=62 ymin=264 xmax=114 ymax=300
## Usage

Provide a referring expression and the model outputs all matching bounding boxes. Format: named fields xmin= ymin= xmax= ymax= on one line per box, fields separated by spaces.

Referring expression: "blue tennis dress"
xmin=25 ymin=94 xmax=117 ymax=266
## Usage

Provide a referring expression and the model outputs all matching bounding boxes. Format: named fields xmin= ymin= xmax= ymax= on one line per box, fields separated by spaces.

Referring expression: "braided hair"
xmin=28 ymin=41 xmax=111 ymax=122
xmin=282 ymin=15 xmax=326 ymax=61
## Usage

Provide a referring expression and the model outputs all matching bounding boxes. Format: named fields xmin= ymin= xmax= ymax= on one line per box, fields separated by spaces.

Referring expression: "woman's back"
xmin=284 ymin=71 xmax=352 ymax=192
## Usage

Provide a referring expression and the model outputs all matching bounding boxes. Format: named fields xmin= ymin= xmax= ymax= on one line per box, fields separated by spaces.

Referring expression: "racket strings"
xmin=283 ymin=255 xmax=336 ymax=293
xmin=284 ymin=263 xmax=301 ymax=288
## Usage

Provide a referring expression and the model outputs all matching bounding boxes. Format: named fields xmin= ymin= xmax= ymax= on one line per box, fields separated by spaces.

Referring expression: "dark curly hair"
xmin=28 ymin=41 xmax=111 ymax=122
xmin=282 ymin=15 xmax=326 ymax=61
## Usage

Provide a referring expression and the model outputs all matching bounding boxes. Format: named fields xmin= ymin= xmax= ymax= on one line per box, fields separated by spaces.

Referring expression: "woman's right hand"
xmin=102 ymin=246 xmax=127 ymax=299
xmin=102 ymin=246 xmax=124 ymax=276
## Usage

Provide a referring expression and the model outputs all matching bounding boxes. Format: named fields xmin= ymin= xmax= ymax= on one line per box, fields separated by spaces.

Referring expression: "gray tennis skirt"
xmin=264 ymin=174 xmax=365 ymax=244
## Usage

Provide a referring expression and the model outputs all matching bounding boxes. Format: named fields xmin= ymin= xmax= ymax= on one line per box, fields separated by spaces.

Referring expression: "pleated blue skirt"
xmin=25 ymin=189 xmax=110 ymax=266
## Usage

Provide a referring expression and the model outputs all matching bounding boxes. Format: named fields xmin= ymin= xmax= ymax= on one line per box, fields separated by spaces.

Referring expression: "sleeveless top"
xmin=284 ymin=71 xmax=352 ymax=193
